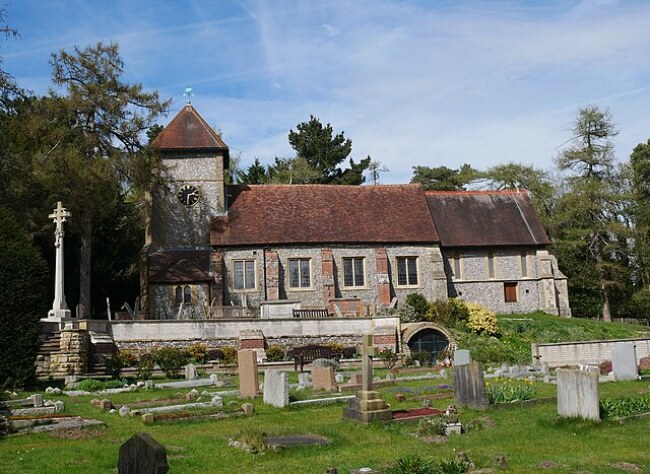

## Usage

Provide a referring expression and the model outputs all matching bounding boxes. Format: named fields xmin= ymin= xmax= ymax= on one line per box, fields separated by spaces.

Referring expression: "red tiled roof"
xmin=151 ymin=105 xmax=229 ymax=163
xmin=148 ymin=250 xmax=212 ymax=283
xmin=425 ymin=190 xmax=550 ymax=247
xmin=211 ymin=184 xmax=439 ymax=246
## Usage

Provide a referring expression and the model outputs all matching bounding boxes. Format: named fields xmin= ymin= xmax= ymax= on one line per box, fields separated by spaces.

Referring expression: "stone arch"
xmin=401 ymin=322 xmax=455 ymax=363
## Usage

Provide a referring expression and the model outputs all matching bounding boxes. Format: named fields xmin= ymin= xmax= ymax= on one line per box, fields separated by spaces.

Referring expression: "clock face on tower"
xmin=177 ymin=184 xmax=200 ymax=206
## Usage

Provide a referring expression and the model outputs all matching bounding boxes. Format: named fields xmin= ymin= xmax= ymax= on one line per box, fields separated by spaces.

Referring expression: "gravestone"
xmin=118 ymin=432 xmax=169 ymax=474
xmin=237 ymin=349 xmax=259 ymax=398
xmin=312 ymin=367 xmax=337 ymax=392
xmin=342 ymin=334 xmax=392 ymax=423
xmin=452 ymin=361 xmax=488 ymax=409
xmin=557 ymin=368 xmax=599 ymax=421
xmin=453 ymin=349 xmax=472 ymax=366
xmin=263 ymin=370 xmax=289 ymax=408
xmin=611 ymin=343 xmax=638 ymax=381
xmin=184 ymin=364 xmax=199 ymax=380
xmin=298 ymin=372 xmax=311 ymax=387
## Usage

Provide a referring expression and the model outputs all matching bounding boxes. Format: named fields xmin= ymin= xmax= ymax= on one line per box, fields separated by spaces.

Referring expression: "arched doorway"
xmin=402 ymin=323 xmax=453 ymax=365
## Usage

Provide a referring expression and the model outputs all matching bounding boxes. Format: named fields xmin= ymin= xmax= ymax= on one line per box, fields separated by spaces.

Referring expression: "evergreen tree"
xmin=410 ymin=164 xmax=476 ymax=191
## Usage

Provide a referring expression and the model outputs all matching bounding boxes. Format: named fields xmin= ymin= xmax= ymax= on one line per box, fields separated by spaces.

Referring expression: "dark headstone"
xmin=118 ymin=432 xmax=169 ymax=474
xmin=452 ymin=361 xmax=488 ymax=410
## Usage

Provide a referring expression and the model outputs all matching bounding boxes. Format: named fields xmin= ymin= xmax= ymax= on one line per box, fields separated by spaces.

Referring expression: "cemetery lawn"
xmin=1 ymin=378 xmax=650 ymax=473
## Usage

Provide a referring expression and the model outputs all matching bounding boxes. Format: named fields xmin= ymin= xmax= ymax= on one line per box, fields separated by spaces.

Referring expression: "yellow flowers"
xmin=465 ymin=302 xmax=500 ymax=336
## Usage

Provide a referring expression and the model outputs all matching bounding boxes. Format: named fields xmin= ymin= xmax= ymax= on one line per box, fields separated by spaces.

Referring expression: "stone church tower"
xmin=140 ymin=105 xmax=229 ymax=319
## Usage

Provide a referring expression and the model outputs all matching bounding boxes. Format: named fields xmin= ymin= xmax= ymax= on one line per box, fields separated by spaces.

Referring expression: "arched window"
xmin=183 ymin=285 xmax=192 ymax=305
xmin=407 ymin=328 xmax=449 ymax=365
xmin=175 ymin=286 xmax=183 ymax=305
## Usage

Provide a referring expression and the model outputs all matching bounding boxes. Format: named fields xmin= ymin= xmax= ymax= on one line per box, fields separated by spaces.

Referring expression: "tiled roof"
xmin=210 ymin=184 xmax=439 ymax=246
xmin=151 ymin=105 xmax=229 ymax=163
xmin=148 ymin=249 xmax=212 ymax=283
xmin=425 ymin=190 xmax=550 ymax=247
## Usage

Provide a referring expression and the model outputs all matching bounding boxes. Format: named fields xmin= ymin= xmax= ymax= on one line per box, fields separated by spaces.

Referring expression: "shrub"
xmin=323 ymin=342 xmax=346 ymax=356
xmin=426 ymin=298 xmax=469 ymax=328
xmin=76 ymin=378 xmax=106 ymax=392
xmin=600 ymin=392 xmax=650 ymax=419
xmin=411 ymin=350 xmax=433 ymax=367
xmin=220 ymin=346 xmax=238 ymax=366
xmin=387 ymin=454 xmax=436 ymax=474
xmin=153 ymin=347 xmax=188 ymax=378
xmin=137 ymin=353 xmax=155 ymax=380
xmin=599 ymin=360 xmax=612 ymax=375
xmin=0 ymin=207 xmax=49 ymax=389
xmin=436 ymin=456 xmax=471 ymax=474
xmin=397 ymin=304 xmax=420 ymax=323
xmin=486 ymin=378 xmax=535 ymax=404
xmin=465 ymin=302 xmax=500 ymax=336
xmin=207 ymin=348 xmax=225 ymax=361
xmin=379 ymin=347 xmax=398 ymax=369
xmin=187 ymin=342 xmax=208 ymax=364
xmin=104 ymin=353 xmax=124 ymax=379
xmin=265 ymin=344 xmax=285 ymax=362
xmin=405 ymin=293 xmax=430 ymax=320
xmin=118 ymin=349 xmax=137 ymax=367
xmin=342 ymin=346 xmax=357 ymax=358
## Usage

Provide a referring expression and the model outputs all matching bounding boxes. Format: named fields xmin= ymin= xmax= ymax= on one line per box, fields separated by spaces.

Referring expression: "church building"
xmin=140 ymin=104 xmax=571 ymax=321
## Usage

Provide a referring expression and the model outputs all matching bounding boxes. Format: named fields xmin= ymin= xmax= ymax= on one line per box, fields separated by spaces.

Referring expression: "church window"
xmin=396 ymin=256 xmax=418 ymax=286
xmin=504 ymin=282 xmax=518 ymax=303
xmin=174 ymin=285 xmax=192 ymax=305
xmin=487 ymin=250 xmax=496 ymax=279
xmin=289 ymin=258 xmax=311 ymax=288
xmin=233 ymin=260 xmax=256 ymax=290
xmin=520 ymin=250 xmax=528 ymax=277
xmin=343 ymin=257 xmax=365 ymax=287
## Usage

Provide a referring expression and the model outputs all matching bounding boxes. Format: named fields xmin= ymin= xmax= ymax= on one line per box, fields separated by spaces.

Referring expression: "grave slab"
xmin=453 ymin=349 xmax=472 ymax=366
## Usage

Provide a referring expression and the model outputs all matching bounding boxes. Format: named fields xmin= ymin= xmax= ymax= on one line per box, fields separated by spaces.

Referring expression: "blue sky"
xmin=3 ymin=0 xmax=650 ymax=183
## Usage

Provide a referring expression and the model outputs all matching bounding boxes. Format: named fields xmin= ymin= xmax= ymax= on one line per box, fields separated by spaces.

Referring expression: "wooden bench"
xmin=292 ymin=309 xmax=331 ymax=319
xmin=288 ymin=344 xmax=335 ymax=372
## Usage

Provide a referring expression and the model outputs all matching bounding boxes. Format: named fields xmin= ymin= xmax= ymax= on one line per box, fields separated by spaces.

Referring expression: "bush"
xmin=207 ymin=348 xmax=225 ymax=361
xmin=187 ymin=342 xmax=208 ymax=364
xmin=599 ymin=360 xmax=612 ymax=375
xmin=118 ymin=349 xmax=137 ymax=367
xmin=0 ymin=207 xmax=49 ymax=389
xmin=153 ymin=347 xmax=188 ymax=378
xmin=406 ymin=293 xmax=430 ymax=320
xmin=426 ymin=298 xmax=469 ymax=327
xmin=379 ymin=347 xmax=398 ymax=369
xmin=265 ymin=344 xmax=285 ymax=362
xmin=465 ymin=302 xmax=500 ymax=336
xmin=76 ymin=378 xmax=106 ymax=392
xmin=104 ymin=352 xmax=124 ymax=379
xmin=486 ymin=378 xmax=535 ymax=404
xmin=220 ymin=346 xmax=238 ymax=366
xmin=388 ymin=454 xmax=436 ymax=474
xmin=342 ymin=346 xmax=357 ymax=358
xmin=137 ymin=353 xmax=155 ymax=380
xmin=323 ymin=342 xmax=345 ymax=356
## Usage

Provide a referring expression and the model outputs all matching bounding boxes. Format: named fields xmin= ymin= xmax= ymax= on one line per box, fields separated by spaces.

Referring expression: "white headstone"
xmin=298 ymin=372 xmax=312 ymax=387
xmin=611 ymin=343 xmax=638 ymax=381
xmin=184 ymin=364 xmax=199 ymax=380
xmin=263 ymin=370 xmax=289 ymax=408
xmin=453 ymin=349 xmax=472 ymax=366
xmin=557 ymin=368 xmax=599 ymax=421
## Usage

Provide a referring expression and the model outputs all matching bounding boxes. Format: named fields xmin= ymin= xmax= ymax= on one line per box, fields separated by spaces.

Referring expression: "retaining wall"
xmin=532 ymin=338 xmax=650 ymax=367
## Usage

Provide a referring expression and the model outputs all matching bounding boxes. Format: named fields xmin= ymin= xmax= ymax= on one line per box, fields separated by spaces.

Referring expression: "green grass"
xmin=2 ymin=378 xmax=650 ymax=473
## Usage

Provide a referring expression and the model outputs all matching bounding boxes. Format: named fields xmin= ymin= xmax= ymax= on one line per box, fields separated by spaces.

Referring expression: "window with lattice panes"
xmin=396 ymin=256 xmax=418 ymax=286
xmin=288 ymin=258 xmax=311 ymax=288
xmin=233 ymin=260 xmax=256 ymax=290
xmin=343 ymin=257 xmax=365 ymax=287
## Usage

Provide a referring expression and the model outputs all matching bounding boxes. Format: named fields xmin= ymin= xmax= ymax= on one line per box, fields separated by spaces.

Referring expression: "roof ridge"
xmin=425 ymin=189 xmax=529 ymax=195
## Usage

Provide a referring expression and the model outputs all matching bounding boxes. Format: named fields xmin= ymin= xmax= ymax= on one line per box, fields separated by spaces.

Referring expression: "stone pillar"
xmin=237 ymin=349 xmax=260 ymax=398
xmin=428 ymin=246 xmax=449 ymax=301
xmin=375 ymin=248 xmax=391 ymax=306
xmin=46 ymin=202 xmax=72 ymax=323
xmin=48 ymin=329 xmax=89 ymax=377
xmin=321 ymin=249 xmax=335 ymax=304
xmin=210 ymin=250 xmax=225 ymax=307
xmin=264 ymin=249 xmax=280 ymax=301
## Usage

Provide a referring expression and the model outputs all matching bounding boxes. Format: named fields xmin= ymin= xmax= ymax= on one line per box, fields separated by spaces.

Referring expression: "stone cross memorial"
xmin=46 ymin=202 xmax=72 ymax=322
xmin=342 ymin=334 xmax=391 ymax=423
